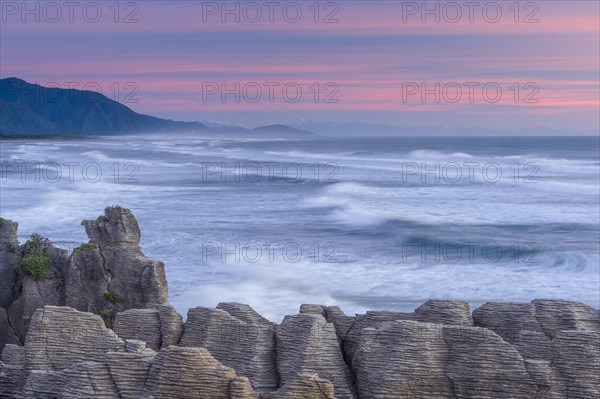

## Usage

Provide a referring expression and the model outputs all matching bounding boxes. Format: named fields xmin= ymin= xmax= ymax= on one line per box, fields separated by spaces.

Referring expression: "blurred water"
xmin=1 ymin=135 xmax=598 ymax=321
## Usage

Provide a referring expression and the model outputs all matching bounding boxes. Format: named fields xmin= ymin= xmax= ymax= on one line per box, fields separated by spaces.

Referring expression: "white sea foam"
xmin=1 ymin=137 xmax=598 ymax=319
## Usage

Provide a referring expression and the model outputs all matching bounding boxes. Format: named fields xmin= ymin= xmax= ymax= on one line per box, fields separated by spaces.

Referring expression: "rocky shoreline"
xmin=1 ymin=207 xmax=598 ymax=398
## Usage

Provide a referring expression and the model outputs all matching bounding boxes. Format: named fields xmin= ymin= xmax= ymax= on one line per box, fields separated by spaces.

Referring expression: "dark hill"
xmin=0 ymin=78 xmax=207 ymax=136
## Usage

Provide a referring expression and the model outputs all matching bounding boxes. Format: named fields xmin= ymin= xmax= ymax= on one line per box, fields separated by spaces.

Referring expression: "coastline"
xmin=1 ymin=207 xmax=598 ymax=398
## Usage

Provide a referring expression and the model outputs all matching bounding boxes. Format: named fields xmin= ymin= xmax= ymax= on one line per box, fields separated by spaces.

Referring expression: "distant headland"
xmin=0 ymin=77 xmax=314 ymax=138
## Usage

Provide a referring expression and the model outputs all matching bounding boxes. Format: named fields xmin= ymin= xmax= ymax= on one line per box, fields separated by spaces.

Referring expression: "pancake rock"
xmin=275 ymin=314 xmax=356 ymax=399
xmin=70 ymin=206 xmax=168 ymax=319
xmin=0 ymin=207 xmax=169 ymax=354
xmin=352 ymin=320 xmax=538 ymax=398
xmin=1 ymin=306 xmax=258 ymax=399
xmin=473 ymin=299 xmax=600 ymax=397
xmin=180 ymin=303 xmax=278 ymax=391
xmin=337 ymin=299 xmax=473 ymax=365
xmin=1 ymin=210 xmax=599 ymax=399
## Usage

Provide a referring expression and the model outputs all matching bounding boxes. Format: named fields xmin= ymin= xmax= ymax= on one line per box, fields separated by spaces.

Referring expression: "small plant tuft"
xmin=0 ymin=217 xmax=4 ymax=226
xmin=74 ymin=242 xmax=98 ymax=259
xmin=100 ymin=307 xmax=113 ymax=317
xmin=6 ymin=242 xmax=17 ymax=253
xmin=18 ymin=234 xmax=53 ymax=280
xmin=19 ymin=250 xmax=51 ymax=280
xmin=104 ymin=291 xmax=126 ymax=305
xmin=101 ymin=291 xmax=126 ymax=327
xmin=23 ymin=234 xmax=51 ymax=255
xmin=80 ymin=242 xmax=97 ymax=251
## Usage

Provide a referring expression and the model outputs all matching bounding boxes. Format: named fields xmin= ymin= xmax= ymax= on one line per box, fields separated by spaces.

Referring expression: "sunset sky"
xmin=1 ymin=0 xmax=598 ymax=130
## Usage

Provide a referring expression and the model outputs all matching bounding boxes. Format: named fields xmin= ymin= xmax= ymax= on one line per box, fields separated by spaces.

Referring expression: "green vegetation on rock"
xmin=73 ymin=242 xmax=98 ymax=258
xmin=80 ymin=242 xmax=97 ymax=251
xmin=5 ymin=242 xmax=17 ymax=253
xmin=100 ymin=291 xmax=125 ymax=327
xmin=19 ymin=234 xmax=53 ymax=279
xmin=23 ymin=233 xmax=50 ymax=254
xmin=104 ymin=291 xmax=126 ymax=305
xmin=19 ymin=250 xmax=51 ymax=280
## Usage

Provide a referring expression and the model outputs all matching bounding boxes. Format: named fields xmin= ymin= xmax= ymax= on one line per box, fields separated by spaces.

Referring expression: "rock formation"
xmin=473 ymin=300 xmax=600 ymax=398
xmin=0 ymin=207 xmax=168 ymax=354
xmin=1 ymin=220 xmax=69 ymax=348
xmin=1 ymin=209 xmax=598 ymax=398
xmin=301 ymin=299 xmax=474 ymax=367
xmin=180 ymin=303 xmax=278 ymax=391
xmin=69 ymin=206 xmax=168 ymax=317
xmin=0 ymin=219 xmax=19 ymax=309
xmin=275 ymin=314 xmax=356 ymax=399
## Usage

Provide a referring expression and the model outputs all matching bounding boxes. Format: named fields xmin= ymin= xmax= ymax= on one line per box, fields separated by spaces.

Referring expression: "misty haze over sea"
xmin=1 ymin=135 xmax=598 ymax=321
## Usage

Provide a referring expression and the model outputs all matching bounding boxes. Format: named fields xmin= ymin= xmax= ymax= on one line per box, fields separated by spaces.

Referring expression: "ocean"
xmin=1 ymin=135 xmax=598 ymax=321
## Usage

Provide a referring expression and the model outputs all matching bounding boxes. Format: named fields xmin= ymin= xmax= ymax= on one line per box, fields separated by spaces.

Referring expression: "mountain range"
xmin=0 ymin=78 xmax=313 ymax=137
xmin=2 ymin=78 xmax=593 ymax=138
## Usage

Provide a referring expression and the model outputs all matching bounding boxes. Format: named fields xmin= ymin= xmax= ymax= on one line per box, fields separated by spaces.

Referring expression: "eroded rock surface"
xmin=275 ymin=314 xmax=356 ymax=399
xmin=473 ymin=299 xmax=600 ymax=398
xmin=0 ymin=207 xmax=169 ymax=354
xmin=2 ymin=298 xmax=599 ymax=399
xmin=143 ymin=346 xmax=257 ymax=399
xmin=1 ymin=306 xmax=257 ymax=399
xmin=70 ymin=206 xmax=168 ymax=318
xmin=353 ymin=320 xmax=538 ymax=398
xmin=1 ymin=210 xmax=598 ymax=399
xmin=0 ymin=219 xmax=19 ymax=309
xmin=261 ymin=374 xmax=336 ymax=399
xmin=180 ymin=303 xmax=278 ymax=391
xmin=342 ymin=300 xmax=473 ymax=364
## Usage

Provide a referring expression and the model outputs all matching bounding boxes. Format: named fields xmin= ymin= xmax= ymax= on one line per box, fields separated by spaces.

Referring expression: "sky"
xmin=1 ymin=0 xmax=599 ymax=131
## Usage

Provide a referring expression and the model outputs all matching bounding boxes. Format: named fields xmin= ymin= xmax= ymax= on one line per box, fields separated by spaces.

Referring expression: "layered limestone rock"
xmin=0 ymin=218 xmax=19 ymax=309
xmin=3 ymin=305 xmax=125 ymax=399
xmin=2 ymin=301 xmax=600 ymax=399
xmin=61 ymin=361 xmax=121 ymax=399
xmin=0 ymin=344 xmax=24 ymax=399
xmin=1 ymin=305 xmax=258 ymax=399
xmin=473 ymin=300 xmax=600 ymax=397
xmin=0 ymin=307 xmax=20 ymax=352
xmin=114 ymin=308 xmax=163 ymax=351
xmin=524 ymin=358 xmax=568 ymax=398
xmin=24 ymin=306 xmax=125 ymax=372
xmin=4 ymin=231 xmax=69 ymax=349
xmin=180 ymin=303 xmax=278 ymax=391
xmin=275 ymin=314 xmax=356 ymax=399
xmin=262 ymin=374 xmax=336 ymax=399
xmin=300 ymin=304 xmax=356 ymax=339
xmin=341 ymin=299 xmax=473 ymax=364
xmin=353 ymin=320 xmax=452 ymax=398
xmin=473 ymin=301 xmax=552 ymax=360
xmin=551 ymin=330 xmax=600 ymax=399
xmin=154 ymin=304 xmax=184 ymax=348
xmin=142 ymin=346 xmax=257 ymax=399
xmin=68 ymin=206 xmax=168 ymax=320
xmin=353 ymin=320 xmax=538 ymax=398
xmin=105 ymin=341 xmax=157 ymax=399
xmin=443 ymin=325 xmax=538 ymax=398
xmin=0 ymin=207 xmax=169 ymax=354
xmin=113 ymin=305 xmax=183 ymax=352
xmin=2 ymin=210 xmax=599 ymax=398
xmin=413 ymin=299 xmax=473 ymax=326
xmin=472 ymin=300 xmax=600 ymax=360
xmin=7 ymin=251 xmax=67 ymax=343
xmin=533 ymin=299 xmax=600 ymax=338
